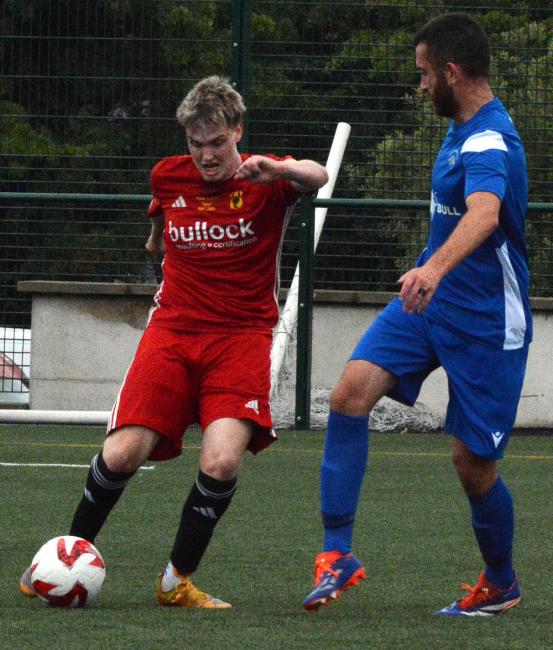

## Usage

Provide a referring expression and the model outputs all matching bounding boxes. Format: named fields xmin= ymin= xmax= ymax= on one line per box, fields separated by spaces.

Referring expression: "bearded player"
xmin=303 ymin=13 xmax=531 ymax=617
xmin=21 ymin=76 xmax=328 ymax=608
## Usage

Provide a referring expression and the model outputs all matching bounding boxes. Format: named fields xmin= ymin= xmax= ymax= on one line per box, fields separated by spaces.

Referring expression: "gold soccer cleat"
xmin=155 ymin=573 xmax=231 ymax=609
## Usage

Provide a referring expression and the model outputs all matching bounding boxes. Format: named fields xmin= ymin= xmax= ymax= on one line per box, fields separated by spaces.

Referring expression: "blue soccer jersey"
xmin=419 ymin=97 xmax=532 ymax=350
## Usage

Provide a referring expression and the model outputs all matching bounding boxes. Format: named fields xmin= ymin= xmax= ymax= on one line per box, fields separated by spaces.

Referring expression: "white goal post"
xmin=270 ymin=121 xmax=351 ymax=398
xmin=0 ymin=410 xmax=110 ymax=425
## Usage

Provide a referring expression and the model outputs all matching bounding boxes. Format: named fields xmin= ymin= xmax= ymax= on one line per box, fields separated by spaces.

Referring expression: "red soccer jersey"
xmin=148 ymin=154 xmax=303 ymax=332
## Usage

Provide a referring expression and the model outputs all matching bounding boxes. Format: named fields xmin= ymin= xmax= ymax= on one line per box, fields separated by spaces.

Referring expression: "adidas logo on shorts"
xmin=245 ymin=399 xmax=259 ymax=414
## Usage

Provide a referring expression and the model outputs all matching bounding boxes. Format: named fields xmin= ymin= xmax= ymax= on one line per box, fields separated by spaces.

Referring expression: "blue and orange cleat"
xmin=435 ymin=572 xmax=521 ymax=617
xmin=303 ymin=550 xmax=366 ymax=611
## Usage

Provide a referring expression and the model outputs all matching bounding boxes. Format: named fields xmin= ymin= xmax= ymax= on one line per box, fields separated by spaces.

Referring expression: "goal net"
xmin=269 ymin=337 xmax=441 ymax=432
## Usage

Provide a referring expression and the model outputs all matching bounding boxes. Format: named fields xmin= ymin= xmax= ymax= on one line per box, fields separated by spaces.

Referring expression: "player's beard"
xmin=432 ymin=72 xmax=459 ymax=118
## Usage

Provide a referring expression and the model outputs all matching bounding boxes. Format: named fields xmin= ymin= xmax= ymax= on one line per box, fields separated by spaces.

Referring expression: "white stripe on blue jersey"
xmin=495 ymin=242 xmax=526 ymax=350
xmin=460 ymin=129 xmax=508 ymax=154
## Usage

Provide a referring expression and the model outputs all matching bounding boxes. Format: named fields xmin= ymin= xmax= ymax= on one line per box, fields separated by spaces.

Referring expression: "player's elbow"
xmin=299 ymin=167 xmax=329 ymax=193
xmin=483 ymin=210 xmax=499 ymax=236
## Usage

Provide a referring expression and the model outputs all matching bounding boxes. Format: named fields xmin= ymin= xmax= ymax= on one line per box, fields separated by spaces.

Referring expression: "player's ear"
xmin=234 ymin=123 xmax=243 ymax=144
xmin=444 ymin=62 xmax=461 ymax=85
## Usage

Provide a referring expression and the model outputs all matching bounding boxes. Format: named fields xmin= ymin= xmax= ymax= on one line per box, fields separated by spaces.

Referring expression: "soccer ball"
xmin=30 ymin=535 xmax=106 ymax=608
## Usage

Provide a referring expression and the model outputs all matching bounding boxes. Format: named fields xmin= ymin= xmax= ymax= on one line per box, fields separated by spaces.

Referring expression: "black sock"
xmin=69 ymin=451 xmax=135 ymax=543
xmin=171 ymin=471 xmax=237 ymax=574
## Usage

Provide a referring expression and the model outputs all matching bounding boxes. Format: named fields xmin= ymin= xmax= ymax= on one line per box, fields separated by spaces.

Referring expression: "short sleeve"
xmin=461 ymin=130 xmax=508 ymax=201
xmin=148 ymin=161 xmax=164 ymax=218
xmin=147 ymin=196 xmax=163 ymax=219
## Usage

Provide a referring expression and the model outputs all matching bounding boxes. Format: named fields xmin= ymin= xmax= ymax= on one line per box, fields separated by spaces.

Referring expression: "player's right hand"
xmin=397 ymin=264 xmax=441 ymax=314
xmin=235 ymin=155 xmax=281 ymax=184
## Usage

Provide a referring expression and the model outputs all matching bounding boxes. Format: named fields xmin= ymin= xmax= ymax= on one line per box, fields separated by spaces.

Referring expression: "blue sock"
xmin=320 ymin=411 xmax=369 ymax=554
xmin=469 ymin=476 xmax=514 ymax=588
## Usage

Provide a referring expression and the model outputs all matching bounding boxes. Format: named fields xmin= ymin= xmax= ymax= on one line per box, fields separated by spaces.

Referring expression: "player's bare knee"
xmin=103 ymin=427 xmax=154 ymax=474
xmin=200 ymin=455 xmax=240 ymax=482
xmin=102 ymin=445 xmax=140 ymax=474
xmin=330 ymin=382 xmax=366 ymax=415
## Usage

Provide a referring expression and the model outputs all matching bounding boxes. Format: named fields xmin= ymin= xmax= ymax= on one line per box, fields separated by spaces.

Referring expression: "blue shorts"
xmin=351 ymin=298 xmax=528 ymax=459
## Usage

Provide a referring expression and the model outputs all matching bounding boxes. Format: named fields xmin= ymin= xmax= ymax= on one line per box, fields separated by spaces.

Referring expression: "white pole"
xmin=270 ymin=122 xmax=351 ymax=398
xmin=0 ymin=410 xmax=110 ymax=425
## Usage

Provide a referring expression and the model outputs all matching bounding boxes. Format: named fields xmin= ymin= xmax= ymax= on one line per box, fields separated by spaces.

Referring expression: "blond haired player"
xmin=21 ymin=76 xmax=328 ymax=608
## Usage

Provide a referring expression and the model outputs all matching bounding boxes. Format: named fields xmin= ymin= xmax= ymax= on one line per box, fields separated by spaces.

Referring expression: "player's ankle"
xmin=160 ymin=561 xmax=192 ymax=591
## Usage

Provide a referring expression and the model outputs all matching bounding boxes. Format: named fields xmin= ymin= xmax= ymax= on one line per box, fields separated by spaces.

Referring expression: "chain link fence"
xmin=2 ymin=0 xmax=553 ymax=401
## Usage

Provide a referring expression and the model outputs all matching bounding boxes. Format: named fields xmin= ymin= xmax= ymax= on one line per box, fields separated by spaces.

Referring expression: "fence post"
xmin=295 ymin=195 xmax=315 ymax=430
xmin=231 ymin=0 xmax=252 ymax=149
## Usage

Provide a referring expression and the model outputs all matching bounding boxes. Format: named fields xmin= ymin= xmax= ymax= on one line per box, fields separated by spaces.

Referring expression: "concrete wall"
xmin=308 ymin=299 xmax=553 ymax=428
xmin=18 ymin=281 xmax=553 ymax=427
xmin=19 ymin=282 xmax=150 ymax=412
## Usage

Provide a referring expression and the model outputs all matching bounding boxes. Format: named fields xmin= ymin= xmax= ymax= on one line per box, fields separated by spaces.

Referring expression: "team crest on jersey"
xmin=230 ymin=191 xmax=243 ymax=209
xmin=448 ymin=150 xmax=459 ymax=167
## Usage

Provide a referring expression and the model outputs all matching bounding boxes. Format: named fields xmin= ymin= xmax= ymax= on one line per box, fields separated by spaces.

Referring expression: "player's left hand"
xmin=397 ymin=264 xmax=441 ymax=314
xmin=235 ymin=155 xmax=281 ymax=184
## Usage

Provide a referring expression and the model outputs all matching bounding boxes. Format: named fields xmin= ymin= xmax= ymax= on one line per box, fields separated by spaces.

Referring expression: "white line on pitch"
xmin=0 ymin=462 xmax=156 ymax=470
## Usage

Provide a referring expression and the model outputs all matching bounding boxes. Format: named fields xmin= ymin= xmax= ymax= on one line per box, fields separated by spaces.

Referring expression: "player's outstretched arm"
xmin=235 ymin=155 xmax=328 ymax=193
xmin=398 ymin=191 xmax=500 ymax=314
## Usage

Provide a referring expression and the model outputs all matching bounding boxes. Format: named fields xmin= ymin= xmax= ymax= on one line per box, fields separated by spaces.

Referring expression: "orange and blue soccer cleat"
xmin=435 ymin=572 xmax=521 ymax=617
xmin=155 ymin=573 xmax=231 ymax=609
xmin=19 ymin=565 xmax=37 ymax=598
xmin=303 ymin=550 xmax=367 ymax=611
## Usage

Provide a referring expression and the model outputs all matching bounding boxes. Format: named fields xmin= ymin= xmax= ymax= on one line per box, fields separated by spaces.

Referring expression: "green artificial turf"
xmin=1 ymin=425 xmax=552 ymax=649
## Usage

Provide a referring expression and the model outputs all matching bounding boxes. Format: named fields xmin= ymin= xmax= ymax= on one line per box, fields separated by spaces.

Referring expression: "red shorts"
xmin=108 ymin=325 xmax=277 ymax=461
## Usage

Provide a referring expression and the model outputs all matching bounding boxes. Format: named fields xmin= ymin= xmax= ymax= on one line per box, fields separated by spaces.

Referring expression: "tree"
xmin=2 ymin=1 xmax=553 ymax=330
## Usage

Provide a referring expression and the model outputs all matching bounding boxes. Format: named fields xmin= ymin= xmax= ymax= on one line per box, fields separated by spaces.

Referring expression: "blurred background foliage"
xmin=2 ymin=0 xmax=553 ymax=329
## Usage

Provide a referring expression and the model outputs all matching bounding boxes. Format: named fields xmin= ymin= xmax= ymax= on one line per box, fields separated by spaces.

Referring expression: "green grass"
xmin=1 ymin=425 xmax=552 ymax=649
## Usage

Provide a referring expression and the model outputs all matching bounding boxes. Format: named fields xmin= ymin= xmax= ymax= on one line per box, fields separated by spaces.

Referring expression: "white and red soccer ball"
xmin=30 ymin=535 xmax=106 ymax=607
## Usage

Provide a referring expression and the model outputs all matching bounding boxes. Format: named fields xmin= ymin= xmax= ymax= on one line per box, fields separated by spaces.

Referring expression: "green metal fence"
xmin=2 ymin=1 xmax=553 ymax=400
xmin=294 ymin=197 xmax=553 ymax=429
